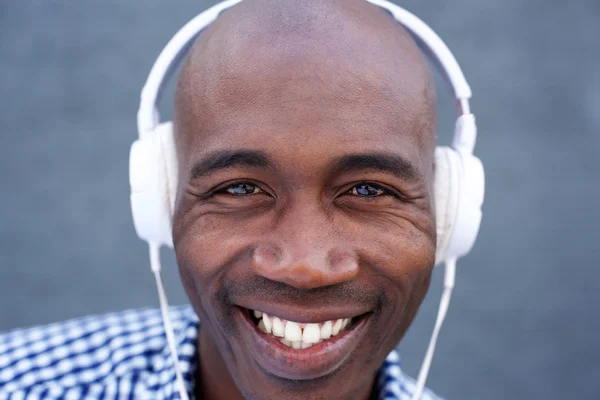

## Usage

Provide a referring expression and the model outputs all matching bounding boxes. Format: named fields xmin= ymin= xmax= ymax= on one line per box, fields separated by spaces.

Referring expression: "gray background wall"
xmin=1 ymin=1 xmax=598 ymax=399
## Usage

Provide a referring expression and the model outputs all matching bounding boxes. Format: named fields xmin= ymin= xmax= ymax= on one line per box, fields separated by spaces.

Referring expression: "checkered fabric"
xmin=0 ymin=306 xmax=442 ymax=399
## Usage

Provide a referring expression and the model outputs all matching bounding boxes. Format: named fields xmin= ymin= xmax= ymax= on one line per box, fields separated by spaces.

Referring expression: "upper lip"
xmin=237 ymin=302 xmax=371 ymax=323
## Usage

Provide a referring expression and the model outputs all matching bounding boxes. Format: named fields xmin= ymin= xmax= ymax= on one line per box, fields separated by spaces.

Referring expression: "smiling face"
xmin=172 ymin=1 xmax=437 ymax=399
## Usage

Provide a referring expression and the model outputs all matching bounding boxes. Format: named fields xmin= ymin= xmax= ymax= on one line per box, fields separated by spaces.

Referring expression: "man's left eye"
xmin=348 ymin=183 xmax=387 ymax=197
xmin=224 ymin=182 xmax=264 ymax=195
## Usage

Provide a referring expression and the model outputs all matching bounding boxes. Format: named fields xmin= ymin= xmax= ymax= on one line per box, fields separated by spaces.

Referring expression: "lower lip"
xmin=235 ymin=307 xmax=369 ymax=381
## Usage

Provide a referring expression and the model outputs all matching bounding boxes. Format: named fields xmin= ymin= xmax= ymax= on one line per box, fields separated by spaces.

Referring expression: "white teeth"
xmin=320 ymin=321 xmax=332 ymax=340
xmin=302 ymin=323 xmax=320 ymax=343
xmin=341 ymin=318 xmax=350 ymax=330
xmin=252 ymin=309 xmax=354 ymax=349
xmin=284 ymin=321 xmax=302 ymax=342
xmin=272 ymin=317 xmax=285 ymax=337
xmin=258 ymin=320 xmax=267 ymax=333
xmin=332 ymin=319 xmax=343 ymax=335
xmin=262 ymin=314 xmax=272 ymax=333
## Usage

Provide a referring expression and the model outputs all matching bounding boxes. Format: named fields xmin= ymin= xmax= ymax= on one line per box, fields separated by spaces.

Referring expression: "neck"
xmin=196 ymin=327 xmax=244 ymax=400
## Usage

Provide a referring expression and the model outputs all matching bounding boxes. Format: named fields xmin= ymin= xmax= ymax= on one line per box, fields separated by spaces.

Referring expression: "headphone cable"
xmin=149 ymin=242 xmax=191 ymax=400
xmin=412 ymin=258 xmax=456 ymax=400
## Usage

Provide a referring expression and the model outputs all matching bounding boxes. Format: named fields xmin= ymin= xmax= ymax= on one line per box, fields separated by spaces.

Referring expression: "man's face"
xmin=172 ymin=2 xmax=437 ymax=399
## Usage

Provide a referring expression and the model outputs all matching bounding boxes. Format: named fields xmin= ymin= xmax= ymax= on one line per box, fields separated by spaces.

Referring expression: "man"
xmin=1 ymin=0 xmax=444 ymax=399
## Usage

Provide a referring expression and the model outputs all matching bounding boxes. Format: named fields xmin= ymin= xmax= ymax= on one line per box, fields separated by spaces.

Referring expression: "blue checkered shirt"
xmin=0 ymin=306 xmax=442 ymax=399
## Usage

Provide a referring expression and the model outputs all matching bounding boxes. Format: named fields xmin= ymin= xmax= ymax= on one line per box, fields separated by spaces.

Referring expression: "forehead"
xmin=173 ymin=3 xmax=435 ymax=175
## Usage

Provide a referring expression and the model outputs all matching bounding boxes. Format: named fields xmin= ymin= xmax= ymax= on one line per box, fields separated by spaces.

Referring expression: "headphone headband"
xmin=137 ymin=0 xmax=473 ymax=137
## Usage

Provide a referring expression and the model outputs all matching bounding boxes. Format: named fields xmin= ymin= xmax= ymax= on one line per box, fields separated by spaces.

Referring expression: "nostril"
xmin=252 ymin=245 xmax=280 ymax=271
xmin=329 ymin=250 xmax=359 ymax=270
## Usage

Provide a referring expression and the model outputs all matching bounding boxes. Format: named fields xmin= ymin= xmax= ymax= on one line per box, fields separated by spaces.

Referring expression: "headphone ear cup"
xmin=433 ymin=147 xmax=460 ymax=265
xmin=157 ymin=122 xmax=178 ymax=218
xmin=129 ymin=122 xmax=177 ymax=248
xmin=434 ymin=146 xmax=485 ymax=265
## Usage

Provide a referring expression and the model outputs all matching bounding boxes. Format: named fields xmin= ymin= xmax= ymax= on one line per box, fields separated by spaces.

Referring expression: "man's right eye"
xmin=222 ymin=182 xmax=264 ymax=195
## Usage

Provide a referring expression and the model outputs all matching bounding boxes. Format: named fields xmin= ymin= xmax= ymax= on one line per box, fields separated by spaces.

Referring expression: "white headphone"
xmin=129 ymin=1 xmax=485 ymax=399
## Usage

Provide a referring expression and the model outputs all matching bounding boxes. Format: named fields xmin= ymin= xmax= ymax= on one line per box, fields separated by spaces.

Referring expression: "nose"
xmin=250 ymin=207 xmax=359 ymax=289
xmin=252 ymin=245 xmax=359 ymax=289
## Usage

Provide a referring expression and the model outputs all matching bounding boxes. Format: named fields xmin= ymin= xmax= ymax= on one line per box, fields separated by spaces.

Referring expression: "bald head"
xmin=174 ymin=0 xmax=436 ymax=161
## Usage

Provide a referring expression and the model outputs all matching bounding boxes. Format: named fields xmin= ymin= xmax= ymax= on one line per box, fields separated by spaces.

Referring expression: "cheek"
xmin=174 ymin=208 xmax=252 ymax=279
xmin=173 ymin=207 xmax=269 ymax=322
xmin=174 ymin=216 xmax=256 ymax=350
xmin=382 ymin=228 xmax=434 ymax=299
xmin=353 ymin=212 xmax=436 ymax=310
xmin=351 ymin=207 xmax=436 ymax=274
xmin=173 ymin=209 xmax=233 ymax=311
xmin=365 ymin=228 xmax=435 ymax=348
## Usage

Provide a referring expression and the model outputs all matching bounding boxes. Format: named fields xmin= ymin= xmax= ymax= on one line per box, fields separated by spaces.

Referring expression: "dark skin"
xmin=172 ymin=1 xmax=437 ymax=399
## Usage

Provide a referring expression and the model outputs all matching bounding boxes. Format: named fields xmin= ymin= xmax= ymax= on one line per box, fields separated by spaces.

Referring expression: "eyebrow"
xmin=190 ymin=150 xmax=275 ymax=179
xmin=329 ymin=153 xmax=422 ymax=182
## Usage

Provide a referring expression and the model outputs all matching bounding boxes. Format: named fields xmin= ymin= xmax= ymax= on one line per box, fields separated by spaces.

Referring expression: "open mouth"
xmin=245 ymin=308 xmax=362 ymax=350
xmin=235 ymin=305 xmax=371 ymax=380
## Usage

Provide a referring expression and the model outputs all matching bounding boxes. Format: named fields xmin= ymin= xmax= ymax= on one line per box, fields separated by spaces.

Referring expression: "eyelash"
xmin=345 ymin=182 xmax=394 ymax=197
xmin=215 ymin=181 xmax=266 ymax=196
xmin=215 ymin=181 xmax=397 ymax=198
